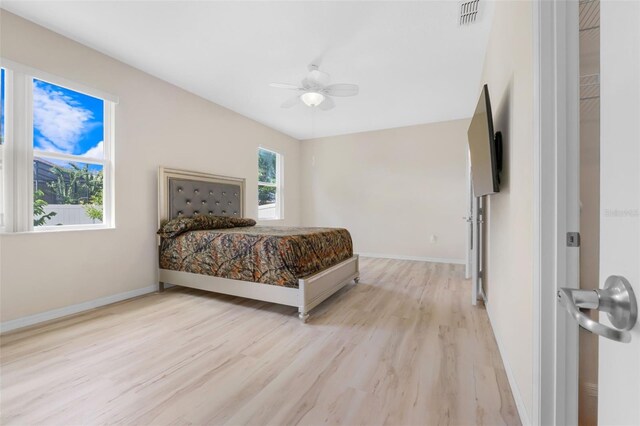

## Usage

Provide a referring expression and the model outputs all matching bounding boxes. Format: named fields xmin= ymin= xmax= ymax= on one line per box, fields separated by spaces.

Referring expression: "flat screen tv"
xmin=467 ymin=84 xmax=502 ymax=197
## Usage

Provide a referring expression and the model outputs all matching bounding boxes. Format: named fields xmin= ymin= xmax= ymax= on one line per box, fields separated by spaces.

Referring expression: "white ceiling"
xmin=2 ymin=1 xmax=495 ymax=140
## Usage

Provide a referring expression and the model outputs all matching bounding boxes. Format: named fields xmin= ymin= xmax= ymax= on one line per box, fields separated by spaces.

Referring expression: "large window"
xmin=32 ymin=79 xmax=107 ymax=227
xmin=258 ymin=147 xmax=282 ymax=220
xmin=0 ymin=61 xmax=116 ymax=232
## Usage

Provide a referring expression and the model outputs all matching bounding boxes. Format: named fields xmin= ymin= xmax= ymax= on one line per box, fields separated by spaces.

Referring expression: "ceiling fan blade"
xmin=323 ymin=83 xmax=359 ymax=97
xmin=281 ymin=95 xmax=301 ymax=108
xmin=270 ymin=82 xmax=300 ymax=90
xmin=318 ymin=96 xmax=335 ymax=111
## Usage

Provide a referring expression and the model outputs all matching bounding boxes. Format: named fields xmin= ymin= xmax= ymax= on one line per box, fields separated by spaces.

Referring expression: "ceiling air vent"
xmin=459 ymin=0 xmax=480 ymax=25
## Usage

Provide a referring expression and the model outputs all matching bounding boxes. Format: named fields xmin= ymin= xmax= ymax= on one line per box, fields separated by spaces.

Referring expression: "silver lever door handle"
xmin=558 ymin=275 xmax=638 ymax=343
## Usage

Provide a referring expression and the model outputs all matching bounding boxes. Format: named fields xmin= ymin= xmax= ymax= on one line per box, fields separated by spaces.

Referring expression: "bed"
xmin=157 ymin=167 xmax=359 ymax=322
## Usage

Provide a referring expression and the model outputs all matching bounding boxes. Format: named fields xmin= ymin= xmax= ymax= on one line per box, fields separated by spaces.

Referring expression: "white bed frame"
xmin=157 ymin=167 xmax=359 ymax=322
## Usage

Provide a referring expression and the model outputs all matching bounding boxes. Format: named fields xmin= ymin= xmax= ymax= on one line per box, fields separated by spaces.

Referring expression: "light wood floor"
xmin=0 ymin=258 xmax=520 ymax=426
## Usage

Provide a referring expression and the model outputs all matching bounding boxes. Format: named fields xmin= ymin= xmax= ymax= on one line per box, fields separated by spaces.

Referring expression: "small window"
xmin=0 ymin=68 xmax=6 ymax=229
xmin=0 ymin=68 xmax=5 ymax=144
xmin=32 ymin=79 xmax=108 ymax=227
xmin=258 ymin=148 xmax=282 ymax=220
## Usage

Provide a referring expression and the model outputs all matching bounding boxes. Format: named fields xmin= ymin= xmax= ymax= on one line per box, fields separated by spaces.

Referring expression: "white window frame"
xmin=257 ymin=147 xmax=283 ymax=221
xmin=0 ymin=58 xmax=117 ymax=233
xmin=0 ymin=67 xmax=11 ymax=233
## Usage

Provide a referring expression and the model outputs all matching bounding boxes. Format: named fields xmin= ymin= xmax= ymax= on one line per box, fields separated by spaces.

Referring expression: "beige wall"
xmin=300 ymin=120 xmax=469 ymax=262
xmin=479 ymin=0 xmax=533 ymax=422
xmin=0 ymin=11 xmax=301 ymax=323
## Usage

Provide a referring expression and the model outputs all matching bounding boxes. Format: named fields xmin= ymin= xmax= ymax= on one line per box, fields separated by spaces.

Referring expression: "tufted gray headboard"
xmin=158 ymin=167 xmax=245 ymax=225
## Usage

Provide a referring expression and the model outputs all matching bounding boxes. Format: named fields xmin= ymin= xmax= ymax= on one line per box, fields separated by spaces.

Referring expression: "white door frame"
xmin=533 ymin=0 xmax=581 ymax=425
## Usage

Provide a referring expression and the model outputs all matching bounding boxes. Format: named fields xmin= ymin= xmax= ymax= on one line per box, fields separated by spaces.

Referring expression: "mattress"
xmin=159 ymin=226 xmax=353 ymax=288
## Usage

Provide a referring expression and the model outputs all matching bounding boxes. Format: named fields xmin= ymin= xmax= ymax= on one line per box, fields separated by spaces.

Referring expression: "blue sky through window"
xmin=33 ymin=79 xmax=104 ymax=158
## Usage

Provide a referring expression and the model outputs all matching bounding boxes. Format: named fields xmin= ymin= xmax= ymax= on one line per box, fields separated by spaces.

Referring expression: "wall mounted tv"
xmin=467 ymin=84 xmax=502 ymax=197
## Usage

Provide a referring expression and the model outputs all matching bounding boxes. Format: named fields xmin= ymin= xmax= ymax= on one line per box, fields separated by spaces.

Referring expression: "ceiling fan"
xmin=269 ymin=64 xmax=359 ymax=110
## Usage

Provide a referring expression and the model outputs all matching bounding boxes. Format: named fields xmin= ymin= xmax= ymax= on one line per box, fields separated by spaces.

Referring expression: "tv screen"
xmin=467 ymin=84 xmax=501 ymax=196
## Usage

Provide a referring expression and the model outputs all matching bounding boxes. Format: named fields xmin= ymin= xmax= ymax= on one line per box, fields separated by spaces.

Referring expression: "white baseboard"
xmin=0 ymin=285 xmax=158 ymax=334
xmin=357 ymin=252 xmax=465 ymax=265
xmin=485 ymin=306 xmax=531 ymax=426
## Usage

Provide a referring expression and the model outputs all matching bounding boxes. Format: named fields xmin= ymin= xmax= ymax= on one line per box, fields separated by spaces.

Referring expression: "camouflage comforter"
xmin=159 ymin=226 xmax=353 ymax=288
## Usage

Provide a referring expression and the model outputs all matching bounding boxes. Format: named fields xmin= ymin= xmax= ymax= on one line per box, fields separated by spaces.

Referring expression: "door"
xmin=557 ymin=1 xmax=640 ymax=424
xmin=465 ymin=151 xmax=473 ymax=281
xmin=596 ymin=1 xmax=639 ymax=424
xmin=466 ymin=150 xmax=483 ymax=305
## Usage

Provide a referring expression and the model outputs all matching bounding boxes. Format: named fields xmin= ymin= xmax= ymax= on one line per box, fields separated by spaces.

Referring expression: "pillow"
xmin=228 ymin=217 xmax=257 ymax=228
xmin=157 ymin=215 xmax=235 ymax=238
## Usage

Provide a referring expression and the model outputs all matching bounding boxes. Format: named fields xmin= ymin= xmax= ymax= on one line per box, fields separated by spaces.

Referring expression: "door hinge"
xmin=567 ymin=232 xmax=581 ymax=247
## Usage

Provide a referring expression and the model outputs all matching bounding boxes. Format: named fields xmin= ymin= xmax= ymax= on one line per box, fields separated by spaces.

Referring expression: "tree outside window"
xmin=258 ymin=148 xmax=282 ymax=220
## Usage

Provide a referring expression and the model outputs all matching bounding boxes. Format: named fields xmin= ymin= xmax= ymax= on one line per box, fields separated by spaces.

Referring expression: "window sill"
xmin=258 ymin=218 xmax=284 ymax=222
xmin=1 ymin=225 xmax=115 ymax=235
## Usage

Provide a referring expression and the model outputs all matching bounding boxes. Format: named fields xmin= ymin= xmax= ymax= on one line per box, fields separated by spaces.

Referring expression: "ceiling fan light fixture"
xmin=301 ymin=91 xmax=325 ymax=107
